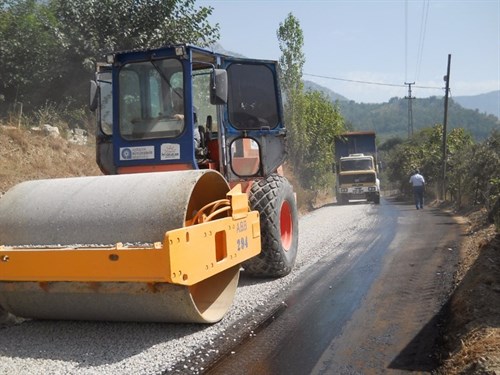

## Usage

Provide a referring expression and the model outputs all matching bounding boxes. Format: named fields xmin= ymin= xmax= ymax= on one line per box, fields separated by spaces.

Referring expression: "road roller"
xmin=0 ymin=44 xmax=299 ymax=323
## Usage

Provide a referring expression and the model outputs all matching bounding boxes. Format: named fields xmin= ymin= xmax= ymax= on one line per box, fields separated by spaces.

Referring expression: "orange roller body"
xmin=0 ymin=170 xmax=260 ymax=323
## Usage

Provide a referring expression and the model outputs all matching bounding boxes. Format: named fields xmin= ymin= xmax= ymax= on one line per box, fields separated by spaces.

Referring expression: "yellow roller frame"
xmin=0 ymin=185 xmax=260 ymax=286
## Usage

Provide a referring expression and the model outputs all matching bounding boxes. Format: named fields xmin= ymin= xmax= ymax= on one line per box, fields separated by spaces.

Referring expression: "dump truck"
xmin=0 ymin=44 xmax=298 ymax=323
xmin=334 ymin=131 xmax=380 ymax=205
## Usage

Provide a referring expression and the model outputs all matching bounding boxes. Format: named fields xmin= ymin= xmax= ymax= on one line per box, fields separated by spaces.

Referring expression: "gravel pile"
xmin=0 ymin=202 xmax=378 ymax=375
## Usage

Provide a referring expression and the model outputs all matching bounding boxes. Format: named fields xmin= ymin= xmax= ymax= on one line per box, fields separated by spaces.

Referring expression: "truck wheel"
xmin=337 ymin=195 xmax=347 ymax=205
xmin=374 ymin=194 xmax=380 ymax=204
xmin=244 ymin=174 xmax=298 ymax=278
xmin=0 ymin=306 xmax=8 ymax=324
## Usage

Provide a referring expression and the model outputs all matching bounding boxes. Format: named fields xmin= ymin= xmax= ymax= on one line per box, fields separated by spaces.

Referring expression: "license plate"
xmin=351 ymin=194 xmax=365 ymax=199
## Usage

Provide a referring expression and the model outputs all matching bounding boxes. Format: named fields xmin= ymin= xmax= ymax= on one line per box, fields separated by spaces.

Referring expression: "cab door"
xmin=92 ymin=64 xmax=115 ymax=174
xmin=220 ymin=58 xmax=287 ymax=182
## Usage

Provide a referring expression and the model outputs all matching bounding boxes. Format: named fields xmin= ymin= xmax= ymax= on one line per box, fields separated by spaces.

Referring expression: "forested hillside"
xmin=338 ymin=96 xmax=499 ymax=141
xmin=304 ymin=83 xmax=499 ymax=141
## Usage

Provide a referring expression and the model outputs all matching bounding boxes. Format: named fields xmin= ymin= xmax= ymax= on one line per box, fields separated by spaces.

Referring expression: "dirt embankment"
xmin=0 ymin=125 xmax=498 ymax=373
xmin=0 ymin=126 xmax=101 ymax=194
xmin=436 ymin=208 xmax=499 ymax=374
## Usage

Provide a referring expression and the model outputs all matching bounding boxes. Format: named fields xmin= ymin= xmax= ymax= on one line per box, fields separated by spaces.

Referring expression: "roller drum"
xmin=0 ymin=170 xmax=240 ymax=323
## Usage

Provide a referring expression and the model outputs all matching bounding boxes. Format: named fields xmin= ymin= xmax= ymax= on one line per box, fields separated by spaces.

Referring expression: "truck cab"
xmin=334 ymin=132 xmax=381 ymax=205
xmin=337 ymin=153 xmax=380 ymax=204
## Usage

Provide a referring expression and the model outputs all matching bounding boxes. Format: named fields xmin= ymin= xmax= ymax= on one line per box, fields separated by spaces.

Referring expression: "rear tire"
xmin=243 ymin=174 xmax=298 ymax=278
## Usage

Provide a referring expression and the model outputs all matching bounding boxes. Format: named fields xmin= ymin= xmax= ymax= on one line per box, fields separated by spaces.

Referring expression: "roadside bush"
xmin=385 ymin=126 xmax=499 ymax=216
xmin=486 ymin=177 xmax=500 ymax=230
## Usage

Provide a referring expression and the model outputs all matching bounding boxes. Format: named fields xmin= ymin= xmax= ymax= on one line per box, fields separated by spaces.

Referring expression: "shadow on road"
xmin=391 ymin=211 xmax=499 ymax=372
xmin=389 ymin=300 xmax=449 ymax=371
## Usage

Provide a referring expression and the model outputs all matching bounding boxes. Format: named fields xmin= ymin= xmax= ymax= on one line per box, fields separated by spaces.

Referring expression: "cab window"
xmin=227 ymin=64 xmax=279 ymax=130
xmin=118 ymin=59 xmax=184 ymax=140
xmin=98 ymin=71 xmax=113 ymax=135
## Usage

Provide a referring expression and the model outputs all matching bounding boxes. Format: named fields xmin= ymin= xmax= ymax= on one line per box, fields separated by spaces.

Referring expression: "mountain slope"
xmin=304 ymin=80 xmax=348 ymax=102
xmin=301 ymin=78 xmax=499 ymax=141
xmin=453 ymin=90 xmax=500 ymax=118
xmin=337 ymin=96 xmax=499 ymax=141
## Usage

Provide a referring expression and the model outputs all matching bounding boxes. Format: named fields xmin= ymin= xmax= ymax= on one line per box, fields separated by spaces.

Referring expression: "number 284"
xmin=237 ymin=237 xmax=249 ymax=251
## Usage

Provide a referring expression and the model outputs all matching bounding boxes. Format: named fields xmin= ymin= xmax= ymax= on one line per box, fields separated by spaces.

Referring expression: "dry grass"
xmin=439 ymin=328 xmax=500 ymax=374
xmin=0 ymin=125 xmax=101 ymax=194
xmin=1 ymin=127 xmax=29 ymax=152
xmin=282 ymin=163 xmax=335 ymax=214
xmin=436 ymin=206 xmax=500 ymax=374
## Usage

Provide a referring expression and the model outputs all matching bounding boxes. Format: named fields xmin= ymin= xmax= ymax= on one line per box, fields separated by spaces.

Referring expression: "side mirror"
xmin=89 ymin=80 xmax=99 ymax=112
xmin=230 ymin=137 xmax=260 ymax=176
xmin=210 ymin=69 xmax=228 ymax=105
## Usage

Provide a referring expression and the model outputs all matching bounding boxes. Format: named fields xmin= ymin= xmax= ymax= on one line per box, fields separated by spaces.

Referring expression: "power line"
xmin=304 ymin=73 xmax=404 ymax=88
xmin=405 ymin=0 xmax=409 ymax=82
xmin=415 ymin=0 xmax=430 ymax=82
xmin=303 ymin=73 xmax=442 ymax=90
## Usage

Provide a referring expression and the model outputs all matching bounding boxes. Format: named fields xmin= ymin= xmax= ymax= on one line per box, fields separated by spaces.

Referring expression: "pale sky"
xmin=197 ymin=0 xmax=500 ymax=103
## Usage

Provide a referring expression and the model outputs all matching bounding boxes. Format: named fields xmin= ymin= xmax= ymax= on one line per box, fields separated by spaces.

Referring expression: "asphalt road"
xmin=0 ymin=197 xmax=462 ymax=375
xmin=204 ymin=198 xmax=462 ymax=374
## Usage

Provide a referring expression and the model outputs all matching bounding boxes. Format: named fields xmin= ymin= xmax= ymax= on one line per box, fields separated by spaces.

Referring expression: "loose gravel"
xmin=0 ymin=202 xmax=378 ymax=375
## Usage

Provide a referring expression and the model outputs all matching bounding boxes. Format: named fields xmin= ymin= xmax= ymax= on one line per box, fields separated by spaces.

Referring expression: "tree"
xmin=51 ymin=0 xmax=220 ymax=114
xmin=384 ymin=124 xmax=500 ymax=215
xmin=0 ymin=0 xmax=220 ymax=117
xmin=52 ymin=0 xmax=219 ymax=58
xmin=277 ymin=12 xmax=305 ymax=167
xmin=445 ymin=127 xmax=474 ymax=205
xmin=276 ymin=13 xmax=346 ymax=199
xmin=464 ymin=130 xmax=500 ymax=209
xmin=0 ymin=0 xmax=66 ymax=112
xmin=277 ymin=12 xmax=304 ymax=100
xmin=385 ymin=125 xmax=445 ymax=196
xmin=300 ymin=90 xmax=344 ymax=191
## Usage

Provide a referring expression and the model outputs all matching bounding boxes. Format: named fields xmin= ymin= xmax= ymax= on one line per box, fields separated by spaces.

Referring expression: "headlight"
xmin=368 ymin=187 xmax=376 ymax=192
xmin=341 ymin=188 xmax=348 ymax=193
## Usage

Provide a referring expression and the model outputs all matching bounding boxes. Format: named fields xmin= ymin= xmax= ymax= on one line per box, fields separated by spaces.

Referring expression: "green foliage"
xmin=445 ymin=127 xmax=474 ymax=205
xmin=378 ymin=136 xmax=404 ymax=152
xmin=0 ymin=0 xmax=66 ymax=110
xmin=277 ymin=13 xmax=305 ymax=169
xmin=0 ymin=0 xmax=219 ymax=119
xmin=385 ymin=125 xmax=499 ymax=214
xmin=465 ymin=131 xmax=500 ymax=230
xmin=300 ymin=91 xmax=345 ymax=190
xmin=338 ymin=96 xmax=499 ymax=141
xmin=276 ymin=13 xmax=346 ymax=199
xmin=277 ymin=12 xmax=304 ymax=98
xmin=488 ymin=177 xmax=500 ymax=230
xmin=52 ymin=0 xmax=219 ymax=57
xmin=465 ymin=130 xmax=500 ymax=206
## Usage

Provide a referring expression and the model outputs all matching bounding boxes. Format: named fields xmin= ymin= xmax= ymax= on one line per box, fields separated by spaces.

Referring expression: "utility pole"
xmin=441 ymin=54 xmax=451 ymax=200
xmin=405 ymin=82 xmax=415 ymax=138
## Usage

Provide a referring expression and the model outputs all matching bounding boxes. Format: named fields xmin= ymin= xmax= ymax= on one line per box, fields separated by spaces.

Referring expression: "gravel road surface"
xmin=0 ymin=199 xmax=392 ymax=375
xmin=207 ymin=197 xmax=461 ymax=374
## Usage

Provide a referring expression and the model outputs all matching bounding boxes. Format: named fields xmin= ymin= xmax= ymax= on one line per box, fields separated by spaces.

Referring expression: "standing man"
xmin=410 ymin=169 xmax=425 ymax=209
